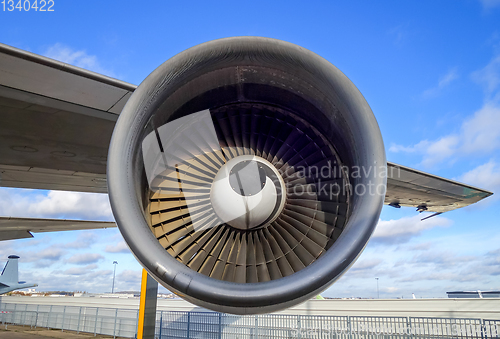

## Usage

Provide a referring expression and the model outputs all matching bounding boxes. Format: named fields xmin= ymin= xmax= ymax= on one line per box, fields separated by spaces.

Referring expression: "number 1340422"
xmin=2 ymin=0 xmax=54 ymax=11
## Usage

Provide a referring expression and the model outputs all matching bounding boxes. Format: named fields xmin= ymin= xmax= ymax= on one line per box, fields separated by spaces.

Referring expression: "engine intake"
xmin=108 ymin=37 xmax=386 ymax=314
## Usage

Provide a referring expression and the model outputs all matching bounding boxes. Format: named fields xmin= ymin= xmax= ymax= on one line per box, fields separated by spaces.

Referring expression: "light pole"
xmin=375 ymin=277 xmax=379 ymax=299
xmin=112 ymin=261 xmax=118 ymax=294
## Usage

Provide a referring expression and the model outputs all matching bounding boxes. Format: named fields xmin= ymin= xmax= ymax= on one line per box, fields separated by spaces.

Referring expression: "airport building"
xmin=447 ymin=290 xmax=500 ymax=298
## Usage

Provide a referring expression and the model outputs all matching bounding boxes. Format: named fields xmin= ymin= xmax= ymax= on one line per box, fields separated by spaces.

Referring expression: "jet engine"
xmin=107 ymin=37 xmax=386 ymax=314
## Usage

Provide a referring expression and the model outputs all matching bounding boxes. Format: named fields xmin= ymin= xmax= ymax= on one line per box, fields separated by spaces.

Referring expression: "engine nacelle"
xmin=107 ymin=37 xmax=386 ymax=314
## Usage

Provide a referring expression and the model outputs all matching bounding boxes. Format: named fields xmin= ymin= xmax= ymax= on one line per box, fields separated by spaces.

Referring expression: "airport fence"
xmin=0 ymin=302 xmax=499 ymax=338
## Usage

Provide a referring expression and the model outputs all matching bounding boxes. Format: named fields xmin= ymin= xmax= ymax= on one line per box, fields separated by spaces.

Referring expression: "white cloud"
xmin=461 ymin=104 xmax=500 ymax=154
xmin=408 ymin=242 xmax=432 ymax=251
xmin=29 ymin=191 xmax=113 ymax=220
xmin=391 ymin=53 xmax=500 ymax=168
xmin=105 ymin=241 xmax=130 ymax=253
xmin=17 ymin=248 xmax=63 ymax=265
xmin=390 ymin=100 xmax=500 ymax=167
xmin=61 ymin=232 xmax=99 ymax=249
xmin=37 ymin=248 xmax=65 ymax=261
xmin=399 ymin=271 xmax=476 ymax=283
xmin=0 ymin=188 xmax=113 ymax=221
xmin=425 ymin=135 xmax=459 ymax=160
xmin=17 ymin=265 xmax=118 ymax=292
xmin=43 ymin=43 xmax=115 ymax=77
xmin=388 ymin=24 xmax=410 ymax=46
xmin=19 ymin=246 xmax=66 ymax=268
xmin=67 ymin=253 xmax=104 ymax=265
xmin=0 ymin=243 xmax=15 ymax=260
xmin=411 ymin=250 xmax=476 ymax=266
xmin=396 ymin=246 xmax=497 ymax=283
xmin=420 ymin=135 xmax=460 ymax=167
xmin=459 ymin=160 xmax=500 ymax=201
xmin=479 ymin=0 xmax=500 ymax=9
xmin=485 ymin=248 xmax=500 ymax=274
xmin=331 ymin=235 xmax=500 ymax=298
xmin=351 ymin=258 xmax=382 ymax=270
xmin=372 ymin=215 xmax=452 ymax=244
xmin=63 ymin=264 xmax=98 ymax=276
xmin=385 ymin=286 xmax=400 ymax=293
xmin=343 ymin=258 xmax=384 ymax=279
xmin=422 ymin=68 xmax=459 ymax=98
xmin=388 ymin=143 xmax=419 ymax=153
xmin=472 ymin=55 xmax=500 ymax=97
xmin=116 ymin=270 xmax=142 ymax=291
xmin=460 ymin=160 xmax=500 ymax=189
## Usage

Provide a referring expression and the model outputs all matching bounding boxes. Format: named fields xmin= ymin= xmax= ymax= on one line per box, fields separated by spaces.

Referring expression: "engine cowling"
xmin=107 ymin=37 xmax=386 ymax=314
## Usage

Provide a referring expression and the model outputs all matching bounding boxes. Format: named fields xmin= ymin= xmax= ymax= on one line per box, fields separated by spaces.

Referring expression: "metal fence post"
xmin=320 ymin=315 xmax=323 ymax=339
xmin=47 ymin=305 xmax=53 ymax=329
xmin=187 ymin=312 xmax=191 ymax=339
xmin=15 ymin=303 xmax=19 ymax=325
xmin=254 ymin=315 xmax=258 ymax=339
xmin=22 ymin=304 xmax=27 ymax=326
xmin=61 ymin=305 xmax=66 ymax=331
xmin=136 ymin=309 xmax=139 ymax=338
xmin=76 ymin=307 xmax=82 ymax=333
xmin=218 ymin=312 xmax=222 ymax=339
xmin=82 ymin=307 xmax=87 ymax=334
xmin=35 ymin=304 xmax=39 ymax=328
xmin=347 ymin=316 xmax=352 ymax=339
xmin=113 ymin=308 xmax=118 ymax=339
xmin=158 ymin=311 xmax=163 ymax=339
xmin=297 ymin=314 xmax=301 ymax=339
xmin=94 ymin=308 xmax=99 ymax=337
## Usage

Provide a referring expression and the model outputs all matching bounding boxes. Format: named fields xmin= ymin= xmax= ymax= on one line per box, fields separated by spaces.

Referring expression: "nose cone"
xmin=210 ymin=156 xmax=285 ymax=230
xmin=228 ymin=160 xmax=267 ymax=197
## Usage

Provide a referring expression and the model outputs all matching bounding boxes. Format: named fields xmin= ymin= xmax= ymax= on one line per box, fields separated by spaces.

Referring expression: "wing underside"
xmin=386 ymin=162 xmax=492 ymax=213
xmin=0 ymin=217 xmax=116 ymax=241
xmin=0 ymin=42 xmax=136 ymax=194
xmin=0 ymin=43 xmax=492 ymax=241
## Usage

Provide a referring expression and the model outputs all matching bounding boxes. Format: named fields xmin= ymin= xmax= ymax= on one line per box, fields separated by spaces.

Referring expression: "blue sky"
xmin=0 ymin=0 xmax=499 ymax=298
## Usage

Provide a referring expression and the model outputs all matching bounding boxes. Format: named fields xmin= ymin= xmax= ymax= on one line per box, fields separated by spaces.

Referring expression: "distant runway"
xmin=1 ymin=296 xmax=500 ymax=319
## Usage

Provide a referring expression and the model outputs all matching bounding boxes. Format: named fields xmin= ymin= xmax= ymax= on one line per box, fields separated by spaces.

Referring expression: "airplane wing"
xmin=0 ymin=217 xmax=116 ymax=241
xmin=0 ymin=42 xmax=492 ymax=241
xmin=0 ymin=42 xmax=136 ymax=193
xmin=386 ymin=162 xmax=493 ymax=213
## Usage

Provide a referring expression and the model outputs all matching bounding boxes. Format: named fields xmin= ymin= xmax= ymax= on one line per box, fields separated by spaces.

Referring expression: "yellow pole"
xmin=137 ymin=268 xmax=149 ymax=339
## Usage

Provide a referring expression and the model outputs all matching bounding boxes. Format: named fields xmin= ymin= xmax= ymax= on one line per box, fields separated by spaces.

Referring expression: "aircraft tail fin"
xmin=0 ymin=255 xmax=19 ymax=284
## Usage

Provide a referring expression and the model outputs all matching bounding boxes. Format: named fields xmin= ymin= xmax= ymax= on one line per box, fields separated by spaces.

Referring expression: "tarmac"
xmin=0 ymin=325 xmax=125 ymax=339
